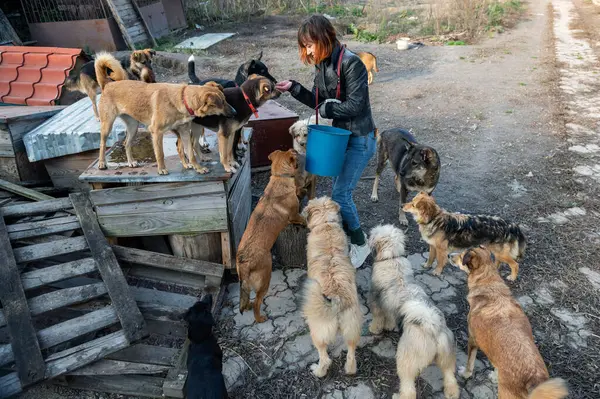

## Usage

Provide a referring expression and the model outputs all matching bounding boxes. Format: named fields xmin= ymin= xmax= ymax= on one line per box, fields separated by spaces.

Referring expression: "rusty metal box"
xmin=246 ymin=101 xmax=298 ymax=168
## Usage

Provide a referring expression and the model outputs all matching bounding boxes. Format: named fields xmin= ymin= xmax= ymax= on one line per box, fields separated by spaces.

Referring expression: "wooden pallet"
xmin=0 ymin=193 xmax=147 ymax=398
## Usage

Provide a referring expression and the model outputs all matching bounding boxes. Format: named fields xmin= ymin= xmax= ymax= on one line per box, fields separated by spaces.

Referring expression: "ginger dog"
xmin=96 ymin=66 xmax=235 ymax=175
xmin=301 ymin=197 xmax=362 ymax=378
xmin=403 ymin=192 xmax=526 ymax=279
xmin=237 ymin=149 xmax=305 ymax=323
xmin=449 ymin=247 xmax=568 ymax=399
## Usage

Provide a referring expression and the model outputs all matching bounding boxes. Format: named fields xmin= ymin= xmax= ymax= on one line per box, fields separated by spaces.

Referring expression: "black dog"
xmin=370 ymin=128 xmax=441 ymax=225
xmin=184 ymin=294 xmax=228 ymax=399
xmin=188 ymin=51 xmax=276 ymax=88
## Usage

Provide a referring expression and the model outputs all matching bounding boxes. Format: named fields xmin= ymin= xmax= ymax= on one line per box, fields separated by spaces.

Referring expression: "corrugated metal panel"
xmin=0 ymin=46 xmax=83 ymax=106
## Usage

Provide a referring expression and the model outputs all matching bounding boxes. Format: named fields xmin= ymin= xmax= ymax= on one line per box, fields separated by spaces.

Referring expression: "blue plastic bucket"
xmin=305 ymin=124 xmax=352 ymax=177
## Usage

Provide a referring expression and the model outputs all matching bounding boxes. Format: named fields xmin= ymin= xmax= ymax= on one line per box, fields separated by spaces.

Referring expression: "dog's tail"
xmin=516 ymin=227 xmax=527 ymax=260
xmin=528 ymin=378 xmax=568 ymax=399
xmin=302 ymin=278 xmax=353 ymax=319
xmin=372 ymin=54 xmax=379 ymax=72
xmin=94 ymin=52 xmax=127 ymax=90
xmin=188 ymin=55 xmax=201 ymax=84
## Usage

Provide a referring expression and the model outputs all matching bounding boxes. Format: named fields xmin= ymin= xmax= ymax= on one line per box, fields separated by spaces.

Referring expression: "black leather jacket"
xmin=290 ymin=44 xmax=376 ymax=137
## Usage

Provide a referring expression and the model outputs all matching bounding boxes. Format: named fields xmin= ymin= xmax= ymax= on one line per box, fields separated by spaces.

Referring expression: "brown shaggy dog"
xmin=301 ymin=197 xmax=362 ymax=378
xmin=403 ymin=192 xmax=526 ymax=279
xmin=449 ymin=246 xmax=568 ymax=399
xmin=96 ymin=74 xmax=235 ymax=175
xmin=237 ymin=149 xmax=305 ymax=323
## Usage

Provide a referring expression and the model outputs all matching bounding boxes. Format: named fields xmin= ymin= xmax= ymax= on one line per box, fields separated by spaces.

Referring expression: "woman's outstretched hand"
xmin=275 ymin=80 xmax=293 ymax=92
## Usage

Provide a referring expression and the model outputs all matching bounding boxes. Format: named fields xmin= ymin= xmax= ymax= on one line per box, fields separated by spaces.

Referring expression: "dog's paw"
xmin=421 ymin=262 xmax=432 ymax=269
xmin=194 ymin=165 xmax=209 ymax=174
xmin=444 ymin=382 xmax=460 ymax=399
xmin=458 ymin=366 xmax=472 ymax=379
xmin=398 ymin=214 xmax=409 ymax=226
xmin=98 ymin=161 xmax=107 ymax=170
xmin=310 ymin=362 xmax=329 ymax=378
xmin=507 ymin=274 xmax=517 ymax=282
xmin=344 ymin=360 xmax=356 ymax=375
xmin=128 ymin=161 xmax=139 ymax=168
xmin=157 ymin=168 xmax=169 ymax=175
xmin=432 ymin=268 xmax=443 ymax=276
xmin=370 ymin=194 xmax=379 ymax=202
xmin=368 ymin=323 xmax=383 ymax=335
xmin=183 ymin=162 xmax=193 ymax=169
xmin=255 ymin=314 xmax=268 ymax=323
xmin=95 ymin=116 xmax=100 ymax=122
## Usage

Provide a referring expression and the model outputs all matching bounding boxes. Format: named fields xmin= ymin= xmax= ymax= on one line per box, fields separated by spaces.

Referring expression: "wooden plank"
xmin=0 ymin=306 xmax=119 ymax=368
xmin=129 ymin=286 xmax=197 ymax=310
xmin=128 ymin=266 xmax=206 ymax=289
xmin=221 ymin=231 xmax=232 ymax=268
xmin=0 ymin=372 xmax=20 ymax=398
xmin=95 ymin=193 xmax=226 ymax=216
xmin=70 ymin=192 xmax=147 ymax=342
xmin=163 ymin=368 xmax=186 ymax=398
xmin=21 ymin=258 xmax=97 ymax=290
xmin=145 ymin=319 xmax=186 ymax=338
xmin=67 ymin=359 xmax=169 ymax=376
xmin=90 ymin=181 xmax=224 ymax=207
xmin=104 ymin=0 xmax=136 ymax=50
xmin=0 ymin=213 xmax=45 ymax=386
xmin=7 ymin=215 xmax=80 ymax=240
xmin=12 ymin=236 xmax=88 ymax=263
xmin=106 ymin=344 xmax=177 ymax=366
xmin=97 ymin=209 xmax=228 ymax=237
xmin=0 ymin=283 xmax=108 ymax=328
xmin=131 ymin=0 xmax=158 ymax=46
xmin=0 ymin=178 xmax=53 ymax=201
xmin=62 ymin=375 xmax=164 ymax=398
xmin=111 ymin=245 xmax=223 ymax=277
xmin=1 ymin=197 xmax=73 ymax=218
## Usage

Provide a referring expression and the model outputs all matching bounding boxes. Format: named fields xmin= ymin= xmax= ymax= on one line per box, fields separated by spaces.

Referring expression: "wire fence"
xmin=20 ymin=0 xmax=110 ymax=23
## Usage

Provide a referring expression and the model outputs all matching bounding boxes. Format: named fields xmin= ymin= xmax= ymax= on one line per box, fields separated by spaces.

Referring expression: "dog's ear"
xmin=132 ymin=51 xmax=141 ymax=62
xmin=148 ymin=49 xmax=156 ymax=57
xmin=288 ymin=151 xmax=297 ymax=169
xmin=200 ymin=294 xmax=213 ymax=308
xmin=256 ymin=51 xmax=263 ymax=61
xmin=268 ymin=150 xmax=282 ymax=161
xmin=462 ymin=249 xmax=481 ymax=271
xmin=421 ymin=148 xmax=434 ymax=163
xmin=205 ymin=81 xmax=224 ymax=91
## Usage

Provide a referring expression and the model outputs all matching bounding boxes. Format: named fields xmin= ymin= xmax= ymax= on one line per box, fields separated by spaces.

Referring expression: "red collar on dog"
xmin=182 ymin=86 xmax=194 ymax=116
xmin=241 ymin=87 xmax=259 ymax=119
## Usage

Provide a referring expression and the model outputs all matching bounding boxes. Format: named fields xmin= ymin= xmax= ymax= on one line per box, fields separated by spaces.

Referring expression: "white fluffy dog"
xmin=368 ymin=224 xmax=459 ymax=399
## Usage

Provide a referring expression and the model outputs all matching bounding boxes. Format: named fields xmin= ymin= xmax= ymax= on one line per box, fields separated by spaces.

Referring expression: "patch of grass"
xmin=486 ymin=0 xmax=524 ymax=31
xmin=505 ymin=109 xmax=514 ymax=114
xmin=306 ymin=4 xmax=363 ymax=17
xmin=519 ymin=82 xmax=527 ymax=86
xmin=460 ymin=56 xmax=466 ymax=60
xmin=349 ymin=23 xmax=380 ymax=42
xmin=446 ymin=40 xmax=466 ymax=46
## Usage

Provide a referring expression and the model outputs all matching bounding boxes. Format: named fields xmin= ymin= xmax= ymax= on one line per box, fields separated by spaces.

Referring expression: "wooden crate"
xmin=0 ymin=106 xmax=65 ymax=183
xmin=0 ymin=194 xmax=147 ymax=397
xmin=43 ymin=150 xmax=98 ymax=192
xmin=247 ymin=100 xmax=298 ymax=168
xmin=79 ymin=128 xmax=252 ymax=269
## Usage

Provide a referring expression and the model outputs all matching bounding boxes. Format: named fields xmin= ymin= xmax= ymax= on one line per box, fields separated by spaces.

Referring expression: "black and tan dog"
xmin=449 ymin=247 xmax=567 ymax=399
xmin=184 ymin=77 xmax=280 ymax=173
xmin=403 ymin=192 xmax=526 ymax=279
xmin=65 ymin=50 xmax=156 ymax=120
xmin=184 ymin=294 xmax=229 ymax=399
xmin=188 ymin=51 xmax=276 ymax=89
xmin=371 ymin=128 xmax=440 ymax=225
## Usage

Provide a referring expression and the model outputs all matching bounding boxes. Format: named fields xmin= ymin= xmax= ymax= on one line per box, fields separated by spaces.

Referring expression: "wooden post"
xmin=274 ymin=224 xmax=307 ymax=268
xmin=104 ymin=0 xmax=136 ymax=50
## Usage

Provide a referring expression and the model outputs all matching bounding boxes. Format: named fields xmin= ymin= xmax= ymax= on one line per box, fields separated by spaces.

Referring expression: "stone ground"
xmin=218 ymin=254 xmax=495 ymax=399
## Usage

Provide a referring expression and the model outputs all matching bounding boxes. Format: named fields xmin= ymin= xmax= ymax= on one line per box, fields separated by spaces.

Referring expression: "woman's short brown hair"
xmin=297 ymin=15 xmax=340 ymax=65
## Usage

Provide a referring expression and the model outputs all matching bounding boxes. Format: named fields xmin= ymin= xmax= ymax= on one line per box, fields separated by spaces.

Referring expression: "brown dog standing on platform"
xmin=237 ymin=149 xmax=305 ymax=323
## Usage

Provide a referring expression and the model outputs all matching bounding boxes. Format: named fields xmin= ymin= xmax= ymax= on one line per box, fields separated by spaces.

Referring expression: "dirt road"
xmin=21 ymin=0 xmax=600 ymax=398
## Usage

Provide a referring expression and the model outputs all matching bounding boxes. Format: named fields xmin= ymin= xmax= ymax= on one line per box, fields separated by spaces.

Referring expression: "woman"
xmin=276 ymin=15 xmax=376 ymax=268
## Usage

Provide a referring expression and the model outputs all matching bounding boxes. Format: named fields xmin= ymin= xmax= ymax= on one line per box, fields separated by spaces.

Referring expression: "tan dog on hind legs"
xmin=301 ymin=197 xmax=362 ymax=378
xmin=236 ymin=149 xmax=305 ymax=323
xmin=368 ymin=224 xmax=459 ymax=399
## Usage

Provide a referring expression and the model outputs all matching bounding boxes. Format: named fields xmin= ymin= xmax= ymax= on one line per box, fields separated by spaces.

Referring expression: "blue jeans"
xmin=332 ymin=131 xmax=376 ymax=232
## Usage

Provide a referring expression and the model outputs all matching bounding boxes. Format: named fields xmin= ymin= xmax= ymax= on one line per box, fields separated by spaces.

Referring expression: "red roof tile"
xmin=0 ymin=46 xmax=83 ymax=106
